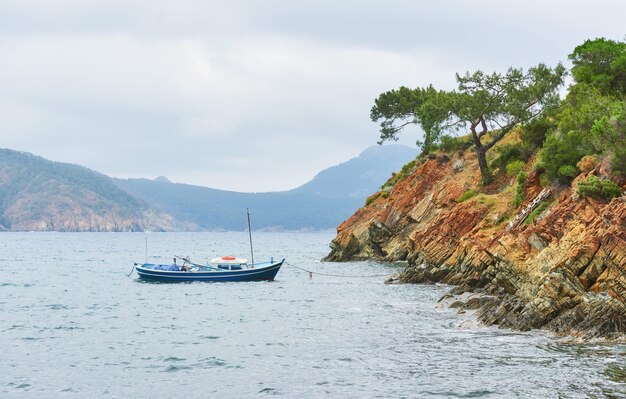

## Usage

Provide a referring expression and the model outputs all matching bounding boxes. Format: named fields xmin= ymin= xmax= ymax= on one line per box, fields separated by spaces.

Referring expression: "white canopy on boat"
xmin=210 ymin=256 xmax=247 ymax=265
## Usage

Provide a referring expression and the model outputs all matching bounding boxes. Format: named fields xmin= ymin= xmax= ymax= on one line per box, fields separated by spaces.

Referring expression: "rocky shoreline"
xmin=324 ymin=152 xmax=626 ymax=340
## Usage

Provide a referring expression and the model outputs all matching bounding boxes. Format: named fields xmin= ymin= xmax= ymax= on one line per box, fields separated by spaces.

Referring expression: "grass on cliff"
xmin=456 ymin=189 xmax=478 ymax=202
xmin=523 ymin=200 xmax=552 ymax=224
xmin=380 ymin=158 xmax=419 ymax=191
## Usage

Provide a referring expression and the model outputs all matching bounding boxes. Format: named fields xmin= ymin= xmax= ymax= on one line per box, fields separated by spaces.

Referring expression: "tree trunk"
xmin=476 ymin=145 xmax=492 ymax=185
xmin=470 ymin=123 xmax=492 ymax=185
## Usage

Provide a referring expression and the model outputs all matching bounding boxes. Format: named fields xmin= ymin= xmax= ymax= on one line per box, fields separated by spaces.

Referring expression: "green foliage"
xmin=400 ymin=159 xmax=417 ymax=175
xmin=506 ymin=160 xmax=526 ymax=177
xmin=520 ymin=115 xmax=557 ymax=149
xmin=513 ymin=172 xmax=527 ymax=208
xmin=569 ymin=37 xmax=626 ymax=97
xmin=592 ymin=101 xmax=626 ymax=176
xmin=381 ymin=173 xmax=402 ymax=190
xmin=539 ymin=83 xmax=624 ymax=183
xmin=435 ymin=135 xmax=472 ymax=153
xmin=453 ymin=63 xmax=566 ymax=184
xmin=612 ymin=145 xmax=626 ymax=176
xmin=576 ymin=175 xmax=622 ymax=200
xmin=558 ymin=165 xmax=579 ymax=180
xmin=539 ymin=131 xmax=583 ymax=183
xmin=371 ymin=62 xmax=565 ymax=184
xmin=540 ymin=92 xmax=626 ymax=183
xmin=454 ymin=64 xmax=566 ymax=130
xmin=456 ymin=189 xmax=478 ymax=202
xmin=380 ymin=157 xmax=420 ymax=192
xmin=371 ymin=86 xmax=454 ymax=154
xmin=558 ymin=84 xmax=619 ymax=150
xmin=523 ymin=200 xmax=551 ymax=224
xmin=540 ymin=38 xmax=626 ymax=183
xmin=371 ymin=37 xmax=625 ymax=191
xmin=365 ymin=193 xmax=380 ymax=205
xmin=381 ymin=172 xmax=398 ymax=190
xmin=476 ymin=194 xmax=496 ymax=207
xmin=490 ymin=144 xmax=533 ymax=172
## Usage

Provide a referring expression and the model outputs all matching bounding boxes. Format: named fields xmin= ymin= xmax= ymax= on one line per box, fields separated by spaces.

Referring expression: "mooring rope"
xmin=285 ymin=262 xmax=392 ymax=278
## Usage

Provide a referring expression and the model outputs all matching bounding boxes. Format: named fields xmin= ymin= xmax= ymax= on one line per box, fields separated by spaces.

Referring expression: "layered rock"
xmin=324 ymin=151 xmax=626 ymax=340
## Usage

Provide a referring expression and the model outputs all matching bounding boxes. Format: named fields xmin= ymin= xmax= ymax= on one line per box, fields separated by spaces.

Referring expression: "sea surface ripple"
xmin=1 ymin=232 xmax=625 ymax=398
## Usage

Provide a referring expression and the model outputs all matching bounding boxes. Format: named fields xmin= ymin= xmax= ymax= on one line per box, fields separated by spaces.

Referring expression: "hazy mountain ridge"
xmin=0 ymin=149 xmax=181 ymax=231
xmin=115 ymin=145 xmax=417 ymax=230
xmin=0 ymin=145 xmax=416 ymax=231
xmin=294 ymin=145 xmax=417 ymax=198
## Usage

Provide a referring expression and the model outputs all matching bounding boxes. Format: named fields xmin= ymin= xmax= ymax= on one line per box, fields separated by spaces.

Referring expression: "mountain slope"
xmin=0 ymin=149 xmax=179 ymax=231
xmin=114 ymin=179 xmax=358 ymax=230
xmin=115 ymin=145 xmax=417 ymax=230
xmin=294 ymin=145 xmax=417 ymax=198
xmin=0 ymin=145 xmax=416 ymax=231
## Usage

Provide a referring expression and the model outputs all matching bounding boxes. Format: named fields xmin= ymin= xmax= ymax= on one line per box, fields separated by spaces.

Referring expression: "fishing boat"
xmin=134 ymin=257 xmax=284 ymax=282
xmin=131 ymin=209 xmax=284 ymax=282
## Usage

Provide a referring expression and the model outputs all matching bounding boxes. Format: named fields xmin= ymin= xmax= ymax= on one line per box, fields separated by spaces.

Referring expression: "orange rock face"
xmin=324 ymin=152 xmax=626 ymax=339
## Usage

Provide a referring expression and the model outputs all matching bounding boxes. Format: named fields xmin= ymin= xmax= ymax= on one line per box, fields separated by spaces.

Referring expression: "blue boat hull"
xmin=135 ymin=259 xmax=284 ymax=282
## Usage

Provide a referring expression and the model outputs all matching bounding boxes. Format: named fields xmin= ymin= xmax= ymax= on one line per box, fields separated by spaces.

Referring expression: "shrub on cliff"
xmin=399 ymin=159 xmax=418 ymax=175
xmin=540 ymin=95 xmax=626 ymax=182
xmin=576 ymin=175 xmax=622 ymax=200
xmin=558 ymin=165 xmax=579 ymax=181
xmin=539 ymin=131 xmax=583 ymax=183
xmin=577 ymin=155 xmax=599 ymax=173
xmin=506 ymin=160 xmax=526 ymax=177
xmin=539 ymin=83 xmax=621 ymax=183
xmin=540 ymin=39 xmax=626 ymax=182
xmin=520 ymin=115 xmax=557 ymax=149
xmin=592 ymin=101 xmax=626 ymax=176
xmin=435 ymin=135 xmax=472 ymax=153
xmin=612 ymin=146 xmax=626 ymax=176
xmin=380 ymin=158 xmax=419 ymax=191
xmin=490 ymin=144 xmax=533 ymax=173
xmin=365 ymin=192 xmax=380 ymax=205
xmin=513 ymin=172 xmax=527 ymax=207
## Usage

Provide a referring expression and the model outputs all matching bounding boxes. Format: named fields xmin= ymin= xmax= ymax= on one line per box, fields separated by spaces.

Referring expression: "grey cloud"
xmin=1 ymin=1 xmax=625 ymax=191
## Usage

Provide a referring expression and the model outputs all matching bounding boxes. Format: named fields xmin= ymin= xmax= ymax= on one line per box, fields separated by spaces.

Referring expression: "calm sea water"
xmin=1 ymin=232 xmax=625 ymax=398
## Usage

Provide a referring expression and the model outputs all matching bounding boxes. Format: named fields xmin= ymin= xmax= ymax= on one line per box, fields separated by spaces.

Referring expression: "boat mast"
xmin=247 ymin=208 xmax=254 ymax=267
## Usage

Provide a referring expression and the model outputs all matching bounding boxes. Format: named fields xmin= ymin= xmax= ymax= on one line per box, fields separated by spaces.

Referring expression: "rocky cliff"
xmin=324 ymin=149 xmax=626 ymax=340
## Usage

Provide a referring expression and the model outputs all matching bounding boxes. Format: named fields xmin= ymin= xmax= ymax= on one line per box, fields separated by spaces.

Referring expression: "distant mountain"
xmin=115 ymin=145 xmax=417 ymax=230
xmin=113 ymin=179 xmax=357 ymax=231
xmin=294 ymin=145 xmax=417 ymax=198
xmin=0 ymin=145 xmax=416 ymax=231
xmin=0 ymin=149 xmax=181 ymax=231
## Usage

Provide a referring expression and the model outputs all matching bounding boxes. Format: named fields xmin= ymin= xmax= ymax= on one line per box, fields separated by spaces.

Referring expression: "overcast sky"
xmin=1 ymin=1 xmax=625 ymax=191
